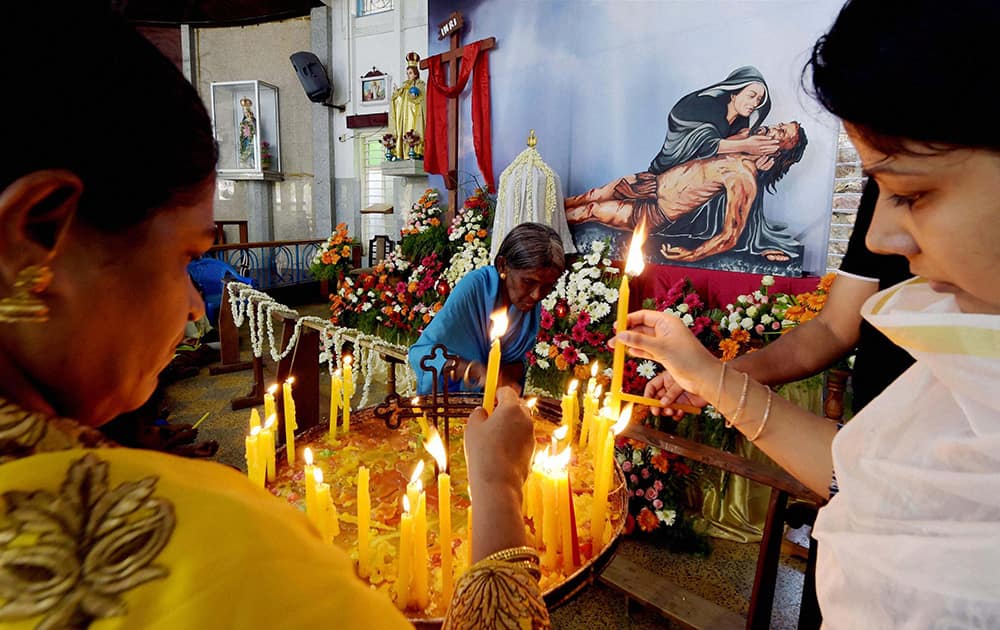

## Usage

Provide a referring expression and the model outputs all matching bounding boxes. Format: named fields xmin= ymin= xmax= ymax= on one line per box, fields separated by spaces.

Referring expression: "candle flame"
xmin=525 ymin=396 xmax=538 ymax=410
xmin=409 ymin=460 xmax=426 ymax=486
xmin=624 ymin=220 xmax=647 ymax=277
xmin=553 ymin=425 xmax=568 ymax=441
xmin=267 ymin=384 xmax=279 ymax=395
xmin=333 ymin=368 xmax=341 ymax=377
xmin=551 ymin=446 xmax=572 ymax=471
xmin=423 ymin=428 xmax=448 ymax=472
xmin=532 ymin=445 xmax=551 ymax=471
xmin=285 ymin=376 xmax=295 ymax=385
xmin=313 ymin=467 xmax=324 ymax=484
xmin=250 ymin=425 xmax=261 ymax=436
xmin=594 ymin=384 xmax=604 ymax=398
xmin=304 ymin=447 xmax=314 ymax=466
xmin=612 ymin=403 xmax=634 ymax=435
xmin=489 ymin=310 xmax=509 ymax=340
xmin=591 ymin=362 xmax=599 ymax=377
xmin=403 ymin=495 xmax=411 ymax=513
xmin=567 ymin=379 xmax=579 ymax=395
xmin=343 ymin=354 xmax=353 ymax=367
xmin=264 ymin=414 xmax=276 ymax=429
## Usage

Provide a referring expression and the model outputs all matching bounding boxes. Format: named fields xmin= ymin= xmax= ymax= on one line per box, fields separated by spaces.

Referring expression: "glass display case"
xmin=210 ymin=80 xmax=282 ymax=181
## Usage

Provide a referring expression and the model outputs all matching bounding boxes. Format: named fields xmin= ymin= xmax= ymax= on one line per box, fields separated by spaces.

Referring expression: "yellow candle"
xmin=303 ymin=448 xmax=317 ymax=524
xmin=313 ymin=468 xmax=339 ymax=542
xmin=586 ymin=361 xmax=599 ymax=398
xmin=591 ymin=405 xmax=632 ymax=550
xmin=411 ymin=491 xmax=429 ymax=610
xmin=329 ymin=369 xmax=342 ymax=439
xmin=283 ymin=377 xmax=297 ymax=466
xmin=264 ymin=384 xmax=278 ymax=425
xmin=561 ymin=379 xmax=579 ymax=444
xmin=249 ymin=407 xmax=261 ymax=430
xmin=525 ymin=468 xmax=544 ymax=547
xmin=557 ymin=469 xmax=574 ymax=572
xmin=395 ymin=497 xmax=413 ymax=610
xmin=342 ymin=355 xmax=354 ymax=430
xmin=357 ymin=466 xmax=371 ymax=578
xmin=610 ymin=222 xmax=647 ymax=416
xmin=261 ymin=415 xmax=277 ymax=482
xmin=342 ymin=357 xmax=353 ymax=433
xmin=540 ymin=459 xmax=559 ymax=570
xmin=581 ymin=384 xmax=601 ymax=449
xmin=424 ymin=428 xmax=453 ymax=602
xmin=482 ymin=310 xmax=508 ymax=414
xmin=244 ymin=426 xmax=264 ymax=487
xmin=466 ymin=486 xmax=473 ymax=568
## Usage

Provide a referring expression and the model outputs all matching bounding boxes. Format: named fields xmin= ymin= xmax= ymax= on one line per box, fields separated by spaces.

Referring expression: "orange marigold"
xmin=341 ymin=245 xmax=351 ymax=257
xmin=422 ymin=313 xmax=432 ymax=324
xmin=650 ymin=451 xmax=670 ymax=474
xmin=554 ymin=355 xmax=569 ymax=371
xmin=719 ymin=338 xmax=741 ymax=361
xmin=548 ymin=345 xmax=559 ymax=359
xmin=429 ymin=218 xmax=441 ymax=226
xmin=806 ymin=293 xmax=828 ymax=310
xmin=477 ymin=228 xmax=488 ymax=238
xmin=784 ymin=305 xmax=806 ymax=321
xmin=799 ymin=309 xmax=818 ymax=323
xmin=328 ymin=253 xmax=341 ymax=265
xmin=818 ymin=272 xmax=836 ymax=292
xmin=464 ymin=232 xmax=475 ymax=243
xmin=730 ymin=329 xmax=750 ymax=343
xmin=408 ymin=281 xmax=419 ymax=293
xmin=573 ymin=364 xmax=590 ymax=380
xmin=637 ymin=508 xmax=660 ymax=533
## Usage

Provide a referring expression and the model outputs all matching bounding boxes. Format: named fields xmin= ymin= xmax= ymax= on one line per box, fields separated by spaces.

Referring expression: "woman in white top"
xmin=615 ymin=0 xmax=1000 ymax=626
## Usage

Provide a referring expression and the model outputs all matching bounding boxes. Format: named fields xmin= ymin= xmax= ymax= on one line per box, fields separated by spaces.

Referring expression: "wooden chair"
xmin=367 ymin=235 xmax=394 ymax=267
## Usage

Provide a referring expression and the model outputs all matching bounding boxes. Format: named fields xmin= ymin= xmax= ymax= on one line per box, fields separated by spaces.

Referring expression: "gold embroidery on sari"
xmin=443 ymin=560 xmax=550 ymax=630
xmin=0 ymin=453 xmax=175 ymax=628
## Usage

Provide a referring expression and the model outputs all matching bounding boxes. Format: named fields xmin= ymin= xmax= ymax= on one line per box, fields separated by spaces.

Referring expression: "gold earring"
xmin=0 ymin=264 xmax=53 ymax=323
xmin=500 ymin=272 xmax=506 ymax=280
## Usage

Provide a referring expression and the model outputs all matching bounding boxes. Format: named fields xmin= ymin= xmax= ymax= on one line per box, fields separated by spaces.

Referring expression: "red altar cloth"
xmin=632 ymin=264 xmax=822 ymax=310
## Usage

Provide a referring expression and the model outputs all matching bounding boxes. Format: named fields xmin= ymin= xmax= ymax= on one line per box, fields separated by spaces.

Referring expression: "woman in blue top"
xmin=409 ymin=223 xmax=565 ymax=395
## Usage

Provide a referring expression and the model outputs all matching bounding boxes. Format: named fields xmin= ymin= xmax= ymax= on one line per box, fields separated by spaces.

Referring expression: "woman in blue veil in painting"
xmin=645 ymin=65 xmax=802 ymax=263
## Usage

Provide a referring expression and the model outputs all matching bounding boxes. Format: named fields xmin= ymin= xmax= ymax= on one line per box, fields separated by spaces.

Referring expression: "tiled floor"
xmin=163 ymin=304 xmax=808 ymax=628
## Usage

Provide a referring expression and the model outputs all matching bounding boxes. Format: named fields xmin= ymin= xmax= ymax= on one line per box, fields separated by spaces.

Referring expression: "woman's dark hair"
xmin=805 ymin=0 xmax=1000 ymax=155
xmin=2 ymin=5 xmax=218 ymax=232
xmin=495 ymin=223 xmax=565 ymax=271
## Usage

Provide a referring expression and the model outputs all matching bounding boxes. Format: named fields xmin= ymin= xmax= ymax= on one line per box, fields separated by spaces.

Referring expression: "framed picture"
xmin=359 ymin=73 xmax=389 ymax=105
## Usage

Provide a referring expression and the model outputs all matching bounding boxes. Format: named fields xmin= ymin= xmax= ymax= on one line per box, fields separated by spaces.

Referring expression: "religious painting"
xmin=427 ymin=0 xmax=845 ymax=277
xmin=360 ymin=73 xmax=389 ymax=106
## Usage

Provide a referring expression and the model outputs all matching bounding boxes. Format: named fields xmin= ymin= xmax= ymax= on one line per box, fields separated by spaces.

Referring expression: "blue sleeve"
xmin=408 ymin=268 xmax=493 ymax=394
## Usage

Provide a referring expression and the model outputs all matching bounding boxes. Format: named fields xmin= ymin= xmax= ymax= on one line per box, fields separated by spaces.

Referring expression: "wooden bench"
xmin=600 ymin=423 xmax=827 ymax=630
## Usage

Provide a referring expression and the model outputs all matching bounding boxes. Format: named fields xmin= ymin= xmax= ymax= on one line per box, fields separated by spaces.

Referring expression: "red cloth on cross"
xmin=425 ymin=41 xmax=496 ymax=192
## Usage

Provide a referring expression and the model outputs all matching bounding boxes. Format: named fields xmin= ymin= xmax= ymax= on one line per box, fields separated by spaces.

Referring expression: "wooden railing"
xmin=206 ymin=239 xmax=324 ymax=290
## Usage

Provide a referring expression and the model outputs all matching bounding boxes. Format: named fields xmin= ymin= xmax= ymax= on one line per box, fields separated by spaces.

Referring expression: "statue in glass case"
xmin=238 ymin=97 xmax=257 ymax=169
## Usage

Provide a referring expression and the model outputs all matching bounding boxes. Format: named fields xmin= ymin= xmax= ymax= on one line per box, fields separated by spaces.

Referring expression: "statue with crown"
xmin=388 ymin=52 xmax=426 ymax=161
xmin=491 ymin=130 xmax=577 ymax=259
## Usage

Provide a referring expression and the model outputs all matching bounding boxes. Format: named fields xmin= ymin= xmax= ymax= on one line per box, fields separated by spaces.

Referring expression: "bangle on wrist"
xmin=748 ymin=386 xmax=773 ymax=442
xmin=725 ymin=371 xmax=750 ymax=429
xmin=463 ymin=361 xmax=475 ymax=386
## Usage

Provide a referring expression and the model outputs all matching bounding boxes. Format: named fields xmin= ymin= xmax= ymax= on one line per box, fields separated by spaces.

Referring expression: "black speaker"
xmin=290 ymin=51 xmax=332 ymax=103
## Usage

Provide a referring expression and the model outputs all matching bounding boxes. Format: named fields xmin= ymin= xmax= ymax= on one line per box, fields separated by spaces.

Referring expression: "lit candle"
xmin=264 ymin=384 xmax=278 ymax=425
xmin=551 ymin=424 xmax=569 ymax=454
xmin=538 ymin=448 xmax=559 ymax=570
xmin=283 ymin=377 xmax=297 ymax=466
xmin=556 ymin=454 xmax=575 ymax=572
xmin=357 ymin=466 xmax=371 ymax=578
xmin=411 ymin=397 xmax=430 ymax=437
xmin=244 ymin=426 xmax=264 ymax=487
xmin=525 ymin=465 xmax=544 ymax=547
xmin=586 ymin=361 xmax=599 ymax=398
xmin=581 ymin=383 xmax=602 ymax=449
xmin=424 ymin=428 xmax=453 ymax=602
xmin=329 ymin=369 xmax=342 ymax=439
xmin=303 ymin=447 xmax=317 ymax=524
xmin=610 ymin=221 xmax=647 ymax=416
xmin=342 ymin=355 xmax=354 ymax=433
xmin=482 ymin=310 xmax=508 ymax=413
xmin=261 ymin=414 xmax=277 ymax=482
xmin=395 ymin=496 xmax=413 ymax=610
xmin=561 ymin=379 xmax=580 ymax=444
xmin=591 ymin=404 xmax=632 ymax=550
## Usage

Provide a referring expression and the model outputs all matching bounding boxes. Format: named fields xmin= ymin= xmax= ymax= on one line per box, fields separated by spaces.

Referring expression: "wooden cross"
xmin=420 ymin=11 xmax=496 ymax=215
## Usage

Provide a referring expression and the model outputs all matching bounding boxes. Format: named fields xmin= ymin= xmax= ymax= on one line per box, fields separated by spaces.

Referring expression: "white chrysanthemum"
xmin=534 ymin=341 xmax=551 ymax=357
xmin=681 ymin=313 xmax=694 ymax=326
xmin=637 ymin=360 xmax=657 ymax=379
xmin=656 ymin=509 xmax=677 ymax=526
xmin=362 ymin=302 xmax=372 ymax=311
xmin=676 ymin=303 xmax=689 ymax=314
xmin=577 ymin=352 xmax=588 ymax=365
xmin=761 ymin=275 xmax=775 ymax=287
xmin=740 ymin=317 xmax=754 ymax=329
xmin=728 ymin=312 xmax=741 ymax=324
xmin=761 ymin=314 xmax=773 ymax=325
xmin=737 ymin=295 xmax=748 ymax=305
xmin=746 ymin=306 xmax=758 ymax=318
xmin=728 ymin=321 xmax=741 ymax=332
xmin=537 ymin=359 xmax=550 ymax=370
xmin=590 ymin=302 xmax=611 ymax=320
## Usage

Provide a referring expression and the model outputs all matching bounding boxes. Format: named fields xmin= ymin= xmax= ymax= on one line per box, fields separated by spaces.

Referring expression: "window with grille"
xmin=357 ymin=0 xmax=392 ymax=17
xmin=363 ymin=139 xmax=389 ymax=206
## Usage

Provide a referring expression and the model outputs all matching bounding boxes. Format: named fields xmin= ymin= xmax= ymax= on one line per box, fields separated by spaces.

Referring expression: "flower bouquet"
xmin=381 ymin=133 xmax=396 ymax=161
xmin=260 ymin=141 xmax=273 ymax=170
xmin=442 ymin=187 xmax=495 ymax=287
xmin=401 ymin=129 xmax=421 ymax=159
xmin=310 ymin=223 xmax=359 ymax=282
xmin=399 ymin=189 xmax=449 ymax=264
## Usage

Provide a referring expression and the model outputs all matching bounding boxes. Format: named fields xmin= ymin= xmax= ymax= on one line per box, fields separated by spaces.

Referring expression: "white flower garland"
xmin=226 ymin=282 xmax=417 ymax=405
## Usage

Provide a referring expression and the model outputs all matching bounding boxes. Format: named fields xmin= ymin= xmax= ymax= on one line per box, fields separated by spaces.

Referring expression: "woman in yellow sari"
xmin=0 ymin=7 xmax=547 ymax=629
